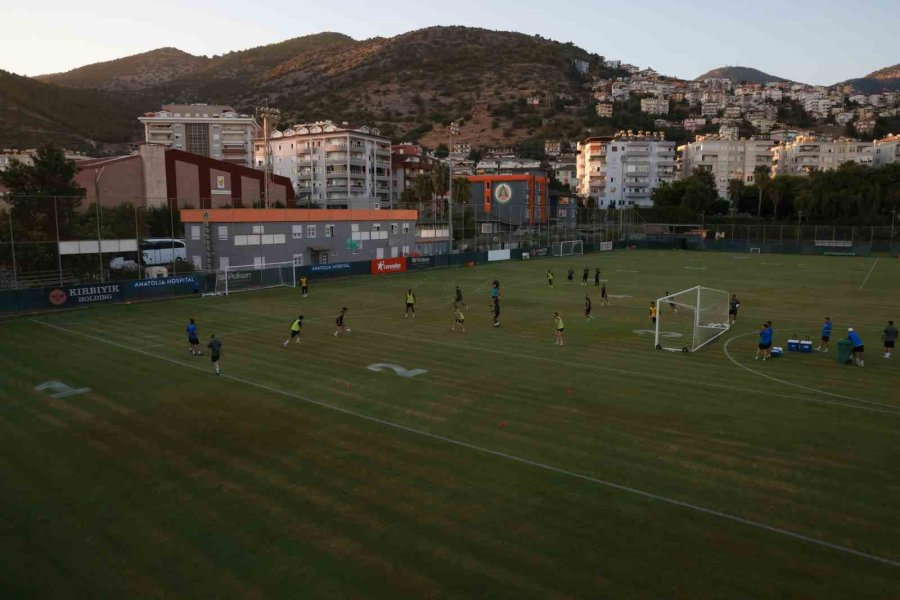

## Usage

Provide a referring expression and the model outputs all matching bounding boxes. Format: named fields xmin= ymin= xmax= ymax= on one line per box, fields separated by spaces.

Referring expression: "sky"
xmin=1 ymin=0 xmax=897 ymax=85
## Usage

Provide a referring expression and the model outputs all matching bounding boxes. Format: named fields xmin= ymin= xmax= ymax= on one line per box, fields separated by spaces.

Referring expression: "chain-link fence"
xmin=2 ymin=195 xmax=897 ymax=290
xmin=0 ymin=195 xmax=198 ymax=290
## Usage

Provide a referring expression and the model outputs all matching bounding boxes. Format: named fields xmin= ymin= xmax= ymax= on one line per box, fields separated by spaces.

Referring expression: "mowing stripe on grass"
xmin=859 ymin=258 xmax=880 ymax=290
xmin=31 ymin=318 xmax=900 ymax=569
xmin=722 ymin=332 xmax=900 ymax=413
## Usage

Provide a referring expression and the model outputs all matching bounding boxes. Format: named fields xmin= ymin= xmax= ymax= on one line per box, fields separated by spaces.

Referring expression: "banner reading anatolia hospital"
xmin=370 ymin=257 xmax=407 ymax=275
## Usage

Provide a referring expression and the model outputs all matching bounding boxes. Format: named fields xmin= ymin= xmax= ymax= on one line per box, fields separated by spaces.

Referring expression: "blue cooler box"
xmin=787 ymin=339 xmax=800 ymax=352
xmin=800 ymin=340 xmax=813 ymax=353
xmin=771 ymin=347 xmax=784 ymax=357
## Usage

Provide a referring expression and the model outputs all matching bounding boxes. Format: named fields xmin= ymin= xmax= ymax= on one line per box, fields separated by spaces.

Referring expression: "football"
xmin=346 ymin=328 xmax=352 ymax=333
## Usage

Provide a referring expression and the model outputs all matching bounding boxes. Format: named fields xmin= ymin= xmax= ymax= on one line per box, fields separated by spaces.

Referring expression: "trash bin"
xmin=836 ymin=339 xmax=853 ymax=364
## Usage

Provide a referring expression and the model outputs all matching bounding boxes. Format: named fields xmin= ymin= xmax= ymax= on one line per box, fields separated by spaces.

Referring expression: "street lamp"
xmin=448 ymin=121 xmax=460 ymax=253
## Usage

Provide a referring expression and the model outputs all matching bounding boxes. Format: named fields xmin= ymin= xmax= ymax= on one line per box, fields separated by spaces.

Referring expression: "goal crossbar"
xmin=654 ymin=285 xmax=730 ymax=352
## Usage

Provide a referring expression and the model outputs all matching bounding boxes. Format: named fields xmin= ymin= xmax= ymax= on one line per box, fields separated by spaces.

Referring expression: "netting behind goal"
xmin=655 ymin=286 xmax=730 ymax=352
xmin=552 ymin=240 xmax=584 ymax=256
xmin=214 ymin=261 xmax=296 ymax=295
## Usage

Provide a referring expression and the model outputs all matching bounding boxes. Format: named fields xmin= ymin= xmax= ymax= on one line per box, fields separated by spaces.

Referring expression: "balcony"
xmin=326 ymin=153 xmax=348 ymax=163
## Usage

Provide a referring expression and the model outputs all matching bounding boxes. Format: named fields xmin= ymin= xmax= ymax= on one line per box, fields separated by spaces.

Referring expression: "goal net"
xmin=552 ymin=240 xmax=584 ymax=256
xmin=655 ymin=286 xmax=730 ymax=352
xmin=213 ymin=261 xmax=297 ymax=296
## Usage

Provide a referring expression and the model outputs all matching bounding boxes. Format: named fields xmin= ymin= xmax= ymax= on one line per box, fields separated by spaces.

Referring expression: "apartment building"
xmin=772 ymin=137 xmax=873 ymax=175
xmin=680 ymin=136 xmax=775 ymax=200
xmin=576 ymin=132 xmax=676 ymax=208
xmin=640 ymin=97 xmax=669 ymax=115
xmin=391 ymin=143 xmax=440 ymax=199
xmin=596 ymin=103 xmax=614 ymax=118
xmin=872 ymin=134 xmax=900 ymax=166
xmin=255 ymin=121 xmax=392 ymax=210
xmin=0 ymin=148 xmax=93 ymax=171
xmin=139 ymin=104 xmax=259 ymax=167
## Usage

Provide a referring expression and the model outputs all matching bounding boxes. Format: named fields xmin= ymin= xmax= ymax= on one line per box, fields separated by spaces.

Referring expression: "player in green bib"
xmin=283 ymin=315 xmax=304 ymax=347
xmin=404 ymin=289 xmax=416 ymax=318
xmin=554 ymin=312 xmax=565 ymax=346
xmin=451 ymin=307 xmax=466 ymax=333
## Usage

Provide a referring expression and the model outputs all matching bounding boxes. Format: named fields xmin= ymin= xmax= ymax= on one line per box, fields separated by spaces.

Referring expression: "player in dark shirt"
xmin=186 ymin=318 xmax=201 ymax=355
xmin=581 ymin=267 xmax=589 ymax=287
xmin=567 ymin=268 xmax=574 ymax=284
xmin=207 ymin=335 xmax=222 ymax=375
xmin=454 ymin=285 xmax=467 ymax=309
xmin=492 ymin=297 xmax=501 ymax=328
xmin=600 ymin=283 xmax=609 ymax=306
xmin=585 ymin=295 xmax=593 ymax=321
xmin=334 ymin=307 xmax=349 ymax=336
xmin=729 ymin=294 xmax=741 ymax=325
xmin=594 ymin=268 xmax=601 ymax=287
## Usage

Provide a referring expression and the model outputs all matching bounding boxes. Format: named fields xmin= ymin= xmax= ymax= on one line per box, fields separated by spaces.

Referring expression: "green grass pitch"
xmin=1 ymin=250 xmax=898 ymax=598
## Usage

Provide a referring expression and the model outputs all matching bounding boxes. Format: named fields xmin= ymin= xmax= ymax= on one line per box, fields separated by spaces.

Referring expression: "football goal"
xmin=655 ymin=286 xmax=730 ymax=352
xmin=552 ymin=240 xmax=584 ymax=257
xmin=213 ymin=261 xmax=297 ymax=296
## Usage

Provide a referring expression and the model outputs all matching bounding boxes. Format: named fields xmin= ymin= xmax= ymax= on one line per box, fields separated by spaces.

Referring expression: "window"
xmin=252 ymin=225 xmax=264 ymax=234
xmin=351 ymin=224 xmax=359 ymax=232
xmin=402 ymin=223 xmax=410 ymax=234
xmin=325 ymin=224 xmax=335 ymax=238
xmin=306 ymin=225 xmax=317 ymax=238
xmin=292 ymin=253 xmax=304 ymax=267
xmin=219 ymin=256 xmax=229 ymax=270
xmin=218 ymin=225 xmax=228 ymax=241
xmin=192 ymin=256 xmax=202 ymax=269
xmin=292 ymin=225 xmax=303 ymax=239
xmin=254 ymin=257 xmax=266 ymax=270
xmin=402 ymin=245 xmax=410 ymax=255
xmin=390 ymin=223 xmax=399 ymax=234
xmin=190 ymin=226 xmax=200 ymax=240
xmin=372 ymin=223 xmax=382 ymax=232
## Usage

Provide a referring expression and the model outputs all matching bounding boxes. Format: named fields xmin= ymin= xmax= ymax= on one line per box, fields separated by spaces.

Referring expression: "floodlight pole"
xmin=448 ymin=121 xmax=459 ymax=254
xmin=256 ymin=104 xmax=281 ymax=209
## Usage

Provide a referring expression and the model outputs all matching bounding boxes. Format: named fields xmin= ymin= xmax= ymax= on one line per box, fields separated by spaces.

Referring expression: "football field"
xmin=1 ymin=250 xmax=899 ymax=598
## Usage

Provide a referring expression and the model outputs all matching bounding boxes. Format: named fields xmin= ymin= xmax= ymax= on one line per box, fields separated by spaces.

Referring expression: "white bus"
xmin=141 ymin=239 xmax=187 ymax=266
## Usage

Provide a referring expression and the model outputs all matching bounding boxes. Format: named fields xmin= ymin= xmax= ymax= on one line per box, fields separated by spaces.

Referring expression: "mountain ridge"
xmin=695 ymin=66 xmax=793 ymax=84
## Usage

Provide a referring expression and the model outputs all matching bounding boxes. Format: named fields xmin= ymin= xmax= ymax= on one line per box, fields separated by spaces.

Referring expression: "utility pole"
xmin=256 ymin=104 xmax=280 ymax=208
xmin=448 ymin=121 xmax=459 ymax=253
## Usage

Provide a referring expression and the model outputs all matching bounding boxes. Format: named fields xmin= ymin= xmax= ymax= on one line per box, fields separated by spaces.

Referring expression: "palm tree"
xmin=753 ymin=166 xmax=771 ymax=217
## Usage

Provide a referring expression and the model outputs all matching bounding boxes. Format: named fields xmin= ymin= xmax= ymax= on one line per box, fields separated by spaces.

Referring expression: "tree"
xmin=451 ymin=176 xmax=470 ymax=206
xmin=0 ymin=145 xmax=85 ymax=272
xmin=434 ymin=143 xmax=449 ymax=158
xmin=727 ymin=179 xmax=745 ymax=206
xmin=753 ymin=166 xmax=771 ymax=217
xmin=414 ymin=173 xmax=434 ymax=205
xmin=432 ymin=164 xmax=450 ymax=199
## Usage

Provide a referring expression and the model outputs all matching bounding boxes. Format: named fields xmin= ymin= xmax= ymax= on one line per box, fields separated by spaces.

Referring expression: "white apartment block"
xmin=576 ymin=132 xmax=676 ymax=208
xmin=139 ymin=104 xmax=259 ymax=167
xmin=680 ymin=137 xmax=775 ymax=200
xmin=872 ymin=134 xmax=900 ymax=166
xmin=640 ymin=97 xmax=669 ymax=115
xmin=0 ymin=148 xmax=93 ymax=171
xmin=255 ymin=121 xmax=392 ymax=209
xmin=772 ymin=137 xmax=873 ymax=176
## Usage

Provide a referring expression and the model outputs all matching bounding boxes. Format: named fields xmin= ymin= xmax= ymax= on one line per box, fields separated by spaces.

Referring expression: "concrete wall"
xmin=184 ymin=219 xmax=417 ymax=270
xmin=75 ymin=156 xmax=145 ymax=209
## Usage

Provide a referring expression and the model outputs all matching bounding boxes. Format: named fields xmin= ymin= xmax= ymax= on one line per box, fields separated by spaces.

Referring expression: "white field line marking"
xmin=181 ymin=300 xmax=900 ymax=416
xmin=30 ymin=318 xmax=900 ymax=569
xmin=859 ymin=258 xmax=880 ymax=290
xmin=722 ymin=332 xmax=900 ymax=413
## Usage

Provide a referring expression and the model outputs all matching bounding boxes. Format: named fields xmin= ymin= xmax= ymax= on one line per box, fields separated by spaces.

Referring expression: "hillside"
xmin=10 ymin=27 xmax=601 ymax=150
xmin=0 ymin=70 xmax=147 ymax=152
xmin=839 ymin=63 xmax=900 ymax=94
xmin=37 ymin=48 xmax=210 ymax=92
xmin=695 ymin=66 xmax=792 ymax=84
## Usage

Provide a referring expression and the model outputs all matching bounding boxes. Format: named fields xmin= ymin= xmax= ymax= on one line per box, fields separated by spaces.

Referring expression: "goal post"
xmin=551 ymin=240 xmax=584 ymax=257
xmin=214 ymin=261 xmax=297 ymax=296
xmin=654 ymin=286 xmax=730 ymax=352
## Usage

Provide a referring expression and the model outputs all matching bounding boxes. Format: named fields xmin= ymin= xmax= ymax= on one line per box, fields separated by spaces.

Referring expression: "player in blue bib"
xmin=755 ymin=323 xmax=773 ymax=361
xmin=186 ymin=318 xmax=201 ymax=355
xmin=848 ymin=327 xmax=865 ymax=366
xmin=817 ymin=317 xmax=833 ymax=352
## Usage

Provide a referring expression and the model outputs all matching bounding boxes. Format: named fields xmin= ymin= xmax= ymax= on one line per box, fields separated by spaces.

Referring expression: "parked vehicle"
xmin=141 ymin=239 xmax=186 ymax=266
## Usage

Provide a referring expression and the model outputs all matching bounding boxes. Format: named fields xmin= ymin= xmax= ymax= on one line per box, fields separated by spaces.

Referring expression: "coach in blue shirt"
xmin=756 ymin=323 xmax=773 ymax=361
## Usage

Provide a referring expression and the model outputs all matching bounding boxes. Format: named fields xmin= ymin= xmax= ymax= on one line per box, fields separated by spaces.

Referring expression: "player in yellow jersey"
xmin=650 ymin=301 xmax=658 ymax=325
xmin=554 ymin=312 xmax=565 ymax=346
xmin=299 ymin=276 xmax=309 ymax=297
xmin=283 ymin=315 xmax=304 ymax=347
xmin=451 ymin=307 xmax=466 ymax=333
xmin=404 ymin=289 xmax=416 ymax=317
